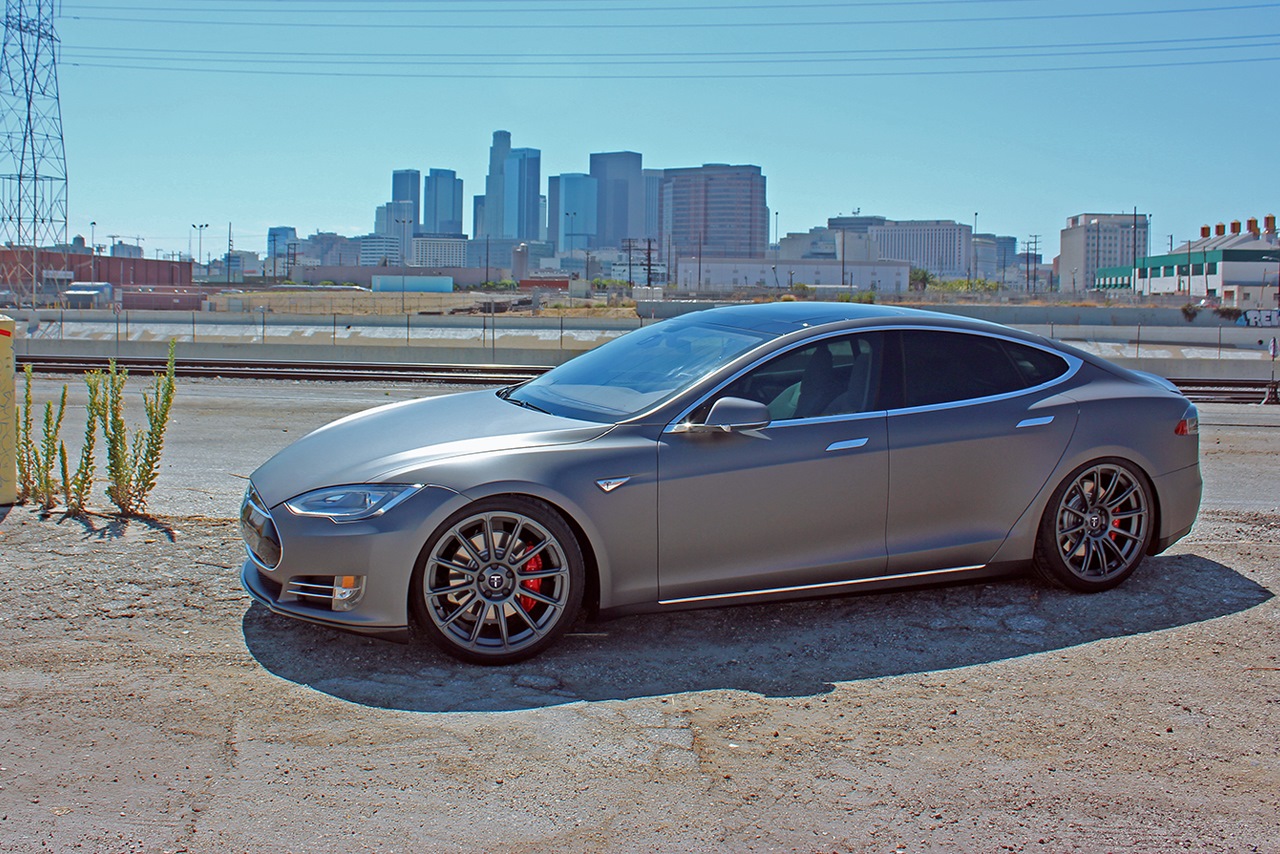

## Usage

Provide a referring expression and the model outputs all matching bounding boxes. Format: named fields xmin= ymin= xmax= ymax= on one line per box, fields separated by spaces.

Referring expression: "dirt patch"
xmin=1 ymin=504 xmax=1277 ymax=853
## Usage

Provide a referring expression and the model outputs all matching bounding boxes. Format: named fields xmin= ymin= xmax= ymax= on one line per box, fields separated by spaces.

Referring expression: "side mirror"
xmin=686 ymin=397 xmax=771 ymax=433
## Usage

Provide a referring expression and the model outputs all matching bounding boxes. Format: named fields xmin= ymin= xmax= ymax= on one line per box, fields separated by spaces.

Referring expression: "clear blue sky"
xmin=54 ymin=0 xmax=1280 ymax=262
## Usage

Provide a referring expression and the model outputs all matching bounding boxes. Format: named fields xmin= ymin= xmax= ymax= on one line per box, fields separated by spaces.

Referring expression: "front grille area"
xmin=240 ymin=485 xmax=282 ymax=569
xmin=283 ymin=575 xmax=366 ymax=612
xmin=255 ymin=569 xmax=283 ymax=599
xmin=287 ymin=576 xmax=342 ymax=606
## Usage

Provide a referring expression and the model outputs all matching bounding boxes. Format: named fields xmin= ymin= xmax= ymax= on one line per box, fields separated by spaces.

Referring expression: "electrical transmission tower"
xmin=1 ymin=0 xmax=67 ymax=306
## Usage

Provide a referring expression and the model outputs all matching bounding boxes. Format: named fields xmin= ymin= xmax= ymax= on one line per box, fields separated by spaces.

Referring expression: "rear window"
xmin=900 ymin=330 xmax=1068 ymax=408
xmin=1004 ymin=340 xmax=1069 ymax=387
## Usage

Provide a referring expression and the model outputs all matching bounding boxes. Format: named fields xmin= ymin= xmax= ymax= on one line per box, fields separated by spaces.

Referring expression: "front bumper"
xmin=238 ymin=481 xmax=466 ymax=639
xmin=241 ymin=560 xmax=411 ymax=642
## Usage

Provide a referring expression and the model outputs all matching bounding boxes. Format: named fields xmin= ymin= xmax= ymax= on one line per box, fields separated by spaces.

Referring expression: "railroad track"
xmin=1166 ymin=378 xmax=1280 ymax=405
xmin=15 ymin=355 xmax=1276 ymax=403
xmin=15 ymin=354 xmax=549 ymax=385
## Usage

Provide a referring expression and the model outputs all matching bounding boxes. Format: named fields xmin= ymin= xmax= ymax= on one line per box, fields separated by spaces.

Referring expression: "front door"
xmin=656 ymin=332 xmax=890 ymax=603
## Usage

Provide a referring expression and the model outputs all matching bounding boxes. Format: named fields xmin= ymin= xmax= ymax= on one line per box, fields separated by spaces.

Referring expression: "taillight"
xmin=1175 ymin=404 xmax=1199 ymax=436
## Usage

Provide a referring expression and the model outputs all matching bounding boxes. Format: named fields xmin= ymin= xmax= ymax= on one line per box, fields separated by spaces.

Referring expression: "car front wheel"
xmin=1033 ymin=459 xmax=1154 ymax=592
xmin=412 ymin=496 xmax=584 ymax=665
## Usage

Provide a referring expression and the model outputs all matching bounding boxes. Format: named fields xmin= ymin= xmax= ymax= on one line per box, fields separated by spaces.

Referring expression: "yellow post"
xmin=0 ymin=314 xmax=14 ymax=505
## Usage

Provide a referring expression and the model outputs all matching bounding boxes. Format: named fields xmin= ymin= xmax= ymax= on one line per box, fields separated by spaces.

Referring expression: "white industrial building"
xmin=1138 ymin=217 xmax=1278 ymax=306
xmin=675 ymin=257 xmax=910 ymax=292
xmin=411 ymin=235 xmax=467 ymax=268
xmin=868 ymin=219 xmax=971 ymax=279
xmin=1059 ymin=212 xmax=1150 ymax=292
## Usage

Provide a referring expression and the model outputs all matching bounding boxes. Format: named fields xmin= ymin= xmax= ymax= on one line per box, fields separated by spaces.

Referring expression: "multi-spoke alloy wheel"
xmin=1034 ymin=459 xmax=1153 ymax=592
xmin=412 ymin=497 xmax=584 ymax=664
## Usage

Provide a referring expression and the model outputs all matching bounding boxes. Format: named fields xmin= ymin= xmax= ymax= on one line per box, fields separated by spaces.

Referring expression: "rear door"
xmin=884 ymin=329 xmax=1080 ymax=572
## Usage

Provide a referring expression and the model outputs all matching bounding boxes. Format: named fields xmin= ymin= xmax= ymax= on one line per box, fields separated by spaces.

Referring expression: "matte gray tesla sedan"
xmin=240 ymin=302 xmax=1202 ymax=664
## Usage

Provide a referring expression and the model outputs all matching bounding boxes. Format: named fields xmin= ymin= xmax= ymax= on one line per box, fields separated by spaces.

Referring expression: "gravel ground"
xmin=1 ymin=383 xmax=1278 ymax=853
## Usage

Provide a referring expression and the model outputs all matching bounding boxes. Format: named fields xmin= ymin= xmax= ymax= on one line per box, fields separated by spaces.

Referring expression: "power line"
xmin=60 ymin=0 xmax=1047 ymax=11
xmin=61 ymin=38 xmax=1280 ymax=69
xmin=63 ymin=30 xmax=1280 ymax=58
xmin=57 ymin=2 xmax=1280 ymax=31
xmin=63 ymin=53 xmax=1280 ymax=80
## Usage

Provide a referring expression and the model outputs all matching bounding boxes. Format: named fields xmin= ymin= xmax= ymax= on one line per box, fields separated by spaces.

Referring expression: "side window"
xmin=698 ymin=332 xmax=883 ymax=422
xmin=1003 ymin=340 xmax=1069 ymax=387
xmin=899 ymin=330 xmax=1025 ymax=408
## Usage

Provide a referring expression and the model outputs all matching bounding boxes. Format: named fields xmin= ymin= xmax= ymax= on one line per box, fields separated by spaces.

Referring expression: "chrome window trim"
xmin=659 ymin=564 xmax=987 ymax=606
xmin=889 ymin=326 xmax=1082 ymax=417
xmin=663 ymin=324 xmax=1081 ymax=434
xmin=663 ymin=326 xmax=885 ymax=434
xmin=760 ymin=409 xmax=888 ymax=430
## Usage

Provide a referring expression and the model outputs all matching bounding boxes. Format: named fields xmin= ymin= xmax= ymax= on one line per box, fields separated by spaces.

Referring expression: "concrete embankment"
xmin=7 ymin=304 xmax=1279 ymax=379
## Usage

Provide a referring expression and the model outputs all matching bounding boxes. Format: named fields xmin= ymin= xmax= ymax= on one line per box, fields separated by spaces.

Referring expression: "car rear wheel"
xmin=1033 ymin=459 xmax=1153 ymax=592
xmin=412 ymin=497 xmax=584 ymax=665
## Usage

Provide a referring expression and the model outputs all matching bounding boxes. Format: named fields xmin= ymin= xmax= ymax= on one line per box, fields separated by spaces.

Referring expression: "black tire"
xmin=411 ymin=496 xmax=585 ymax=665
xmin=1032 ymin=458 xmax=1154 ymax=593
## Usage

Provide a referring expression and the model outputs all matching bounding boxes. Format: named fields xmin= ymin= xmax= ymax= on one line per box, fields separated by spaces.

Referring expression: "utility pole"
xmin=840 ymin=228 xmax=846 ymax=289
xmin=0 ymin=0 xmax=68 ymax=308
xmin=623 ymin=238 xmax=638 ymax=288
xmin=1025 ymin=234 xmax=1041 ymax=292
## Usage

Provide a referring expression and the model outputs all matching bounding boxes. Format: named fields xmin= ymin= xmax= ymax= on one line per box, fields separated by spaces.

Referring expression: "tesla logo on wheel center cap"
xmin=486 ymin=573 xmax=506 ymax=591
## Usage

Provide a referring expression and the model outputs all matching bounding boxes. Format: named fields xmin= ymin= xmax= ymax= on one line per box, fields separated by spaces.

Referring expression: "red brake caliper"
xmin=517 ymin=551 xmax=544 ymax=613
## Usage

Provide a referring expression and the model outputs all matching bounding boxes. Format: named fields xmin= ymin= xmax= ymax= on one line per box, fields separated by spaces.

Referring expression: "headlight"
xmin=283 ymin=484 xmax=424 ymax=522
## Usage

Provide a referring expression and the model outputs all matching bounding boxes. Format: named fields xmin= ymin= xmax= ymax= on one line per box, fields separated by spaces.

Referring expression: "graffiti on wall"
xmin=1238 ymin=310 xmax=1280 ymax=327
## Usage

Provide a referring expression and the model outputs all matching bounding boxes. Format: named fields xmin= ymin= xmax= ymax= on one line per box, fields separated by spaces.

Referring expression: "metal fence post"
xmin=0 ymin=314 xmax=15 ymax=505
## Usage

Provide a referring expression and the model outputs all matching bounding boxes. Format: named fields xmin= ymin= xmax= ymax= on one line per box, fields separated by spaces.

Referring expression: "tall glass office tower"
xmin=391 ymin=169 xmax=421 ymax=228
xmin=423 ymin=168 xmax=464 ymax=235
xmin=502 ymin=147 xmax=542 ymax=241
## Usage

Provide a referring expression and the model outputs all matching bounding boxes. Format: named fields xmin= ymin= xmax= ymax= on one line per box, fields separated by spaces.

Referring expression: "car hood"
xmin=250 ymin=389 xmax=610 ymax=506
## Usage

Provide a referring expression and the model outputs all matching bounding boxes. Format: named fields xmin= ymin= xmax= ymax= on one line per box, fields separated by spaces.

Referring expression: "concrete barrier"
xmin=9 ymin=305 xmax=1277 ymax=380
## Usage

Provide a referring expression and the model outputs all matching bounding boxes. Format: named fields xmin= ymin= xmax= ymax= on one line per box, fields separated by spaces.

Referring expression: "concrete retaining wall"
xmin=9 ymin=305 xmax=1278 ymax=380
xmin=637 ymin=300 xmax=1253 ymax=329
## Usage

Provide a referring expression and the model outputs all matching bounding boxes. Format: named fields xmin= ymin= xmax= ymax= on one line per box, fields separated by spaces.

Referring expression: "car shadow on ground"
xmin=242 ymin=552 xmax=1271 ymax=713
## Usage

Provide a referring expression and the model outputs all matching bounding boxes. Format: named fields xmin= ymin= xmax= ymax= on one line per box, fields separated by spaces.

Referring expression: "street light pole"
xmin=1263 ymin=255 xmax=1280 ymax=309
xmin=840 ymin=228 xmax=846 ymax=290
xmin=193 ymin=223 xmax=208 ymax=273
xmin=394 ymin=217 xmax=413 ymax=313
xmin=971 ymin=211 xmax=978 ymax=286
xmin=90 ymin=221 xmax=96 ymax=282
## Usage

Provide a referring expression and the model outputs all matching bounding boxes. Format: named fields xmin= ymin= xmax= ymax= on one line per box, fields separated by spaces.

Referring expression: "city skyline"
xmin=52 ymin=1 xmax=1280 ymax=261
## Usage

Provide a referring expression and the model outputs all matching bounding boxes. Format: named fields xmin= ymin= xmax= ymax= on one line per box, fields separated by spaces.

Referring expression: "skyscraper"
xmin=391 ymin=169 xmax=421 ymax=228
xmin=643 ymin=169 xmax=665 ymax=241
xmin=423 ymin=168 xmax=464 ymax=235
xmin=550 ymin=173 xmax=598 ymax=253
xmin=660 ymin=164 xmax=768 ymax=260
xmin=374 ymin=200 xmax=416 ymax=264
xmin=266 ymin=226 xmax=297 ymax=258
xmin=479 ymin=130 xmax=512 ymax=239
xmin=503 ymin=147 xmax=542 ymax=241
xmin=589 ymin=151 xmax=644 ymax=249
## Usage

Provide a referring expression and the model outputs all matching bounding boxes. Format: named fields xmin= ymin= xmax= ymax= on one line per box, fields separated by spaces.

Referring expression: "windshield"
xmin=505 ymin=316 xmax=772 ymax=422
